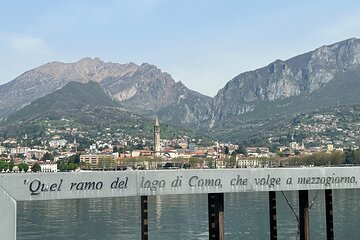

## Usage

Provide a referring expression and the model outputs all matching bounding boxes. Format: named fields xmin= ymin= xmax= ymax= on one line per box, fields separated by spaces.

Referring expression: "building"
xmin=131 ymin=150 xmax=141 ymax=158
xmin=10 ymin=146 xmax=29 ymax=156
xmin=154 ymin=117 xmax=161 ymax=157
xmin=39 ymin=162 xmax=58 ymax=172
xmin=49 ymin=139 xmax=67 ymax=148
xmin=26 ymin=149 xmax=46 ymax=160
xmin=327 ymin=144 xmax=334 ymax=151
xmin=246 ymin=147 xmax=270 ymax=154
xmin=0 ymin=146 xmax=7 ymax=155
xmin=178 ymin=141 xmax=188 ymax=149
xmin=80 ymin=153 xmax=114 ymax=169
xmin=237 ymin=158 xmax=261 ymax=168
xmin=189 ymin=143 xmax=196 ymax=153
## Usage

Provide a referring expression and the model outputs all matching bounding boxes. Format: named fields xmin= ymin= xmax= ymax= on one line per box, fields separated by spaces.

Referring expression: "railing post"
xmin=141 ymin=196 xmax=148 ymax=240
xmin=325 ymin=189 xmax=334 ymax=240
xmin=299 ymin=190 xmax=310 ymax=240
xmin=269 ymin=191 xmax=277 ymax=240
xmin=208 ymin=193 xmax=224 ymax=240
xmin=0 ymin=187 xmax=16 ymax=240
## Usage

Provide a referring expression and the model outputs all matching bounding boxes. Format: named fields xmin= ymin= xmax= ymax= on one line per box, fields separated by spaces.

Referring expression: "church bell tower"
xmin=154 ymin=117 xmax=161 ymax=157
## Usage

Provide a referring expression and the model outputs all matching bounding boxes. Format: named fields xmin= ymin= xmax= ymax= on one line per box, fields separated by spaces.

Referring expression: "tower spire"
xmin=154 ymin=117 xmax=161 ymax=158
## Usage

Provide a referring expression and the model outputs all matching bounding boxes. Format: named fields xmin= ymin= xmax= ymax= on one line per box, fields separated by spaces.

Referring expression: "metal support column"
xmin=141 ymin=196 xmax=148 ymax=240
xmin=269 ymin=191 xmax=277 ymax=240
xmin=325 ymin=189 xmax=334 ymax=240
xmin=299 ymin=190 xmax=310 ymax=240
xmin=208 ymin=193 xmax=224 ymax=240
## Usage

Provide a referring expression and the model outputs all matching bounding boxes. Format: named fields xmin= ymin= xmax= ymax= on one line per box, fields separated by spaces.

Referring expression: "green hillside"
xmin=209 ymin=104 xmax=360 ymax=148
xmin=0 ymin=81 xmax=201 ymax=146
xmin=209 ymin=68 xmax=360 ymax=142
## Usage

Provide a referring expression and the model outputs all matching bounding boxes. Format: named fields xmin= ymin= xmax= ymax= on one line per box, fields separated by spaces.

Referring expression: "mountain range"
xmin=211 ymin=38 xmax=360 ymax=126
xmin=0 ymin=81 xmax=199 ymax=146
xmin=0 ymin=58 xmax=211 ymax=127
xmin=1 ymin=38 xmax=360 ymax=142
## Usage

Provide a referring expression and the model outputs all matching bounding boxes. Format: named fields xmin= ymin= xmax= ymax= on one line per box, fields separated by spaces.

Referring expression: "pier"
xmin=1 ymin=167 xmax=358 ymax=239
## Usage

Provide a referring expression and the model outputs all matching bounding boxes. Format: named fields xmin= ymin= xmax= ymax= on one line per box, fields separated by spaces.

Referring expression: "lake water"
xmin=16 ymin=189 xmax=360 ymax=239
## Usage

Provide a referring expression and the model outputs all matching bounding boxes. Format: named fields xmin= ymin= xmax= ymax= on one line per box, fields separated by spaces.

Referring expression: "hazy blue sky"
xmin=1 ymin=0 xmax=360 ymax=96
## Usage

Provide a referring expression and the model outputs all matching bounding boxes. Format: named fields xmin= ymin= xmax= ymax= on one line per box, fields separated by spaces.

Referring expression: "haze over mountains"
xmin=1 ymin=38 xmax=360 ymax=141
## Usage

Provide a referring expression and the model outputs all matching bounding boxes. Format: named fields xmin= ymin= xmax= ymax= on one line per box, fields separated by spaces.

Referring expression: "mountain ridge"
xmin=1 ymin=38 xmax=360 ymax=142
xmin=210 ymin=37 xmax=360 ymax=127
xmin=0 ymin=58 xmax=212 ymax=127
xmin=0 ymin=81 xmax=199 ymax=145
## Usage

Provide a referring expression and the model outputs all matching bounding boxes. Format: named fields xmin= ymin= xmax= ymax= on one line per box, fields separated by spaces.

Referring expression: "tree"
xmin=234 ymin=146 xmax=247 ymax=155
xmin=58 ymin=161 xmax=68 ymax=172
xmin=354 ymin=150 xmax=360 ymax=164
xmin=344 ymin=149 xmax=355 ymax=165
xmin=68 ymin=162 xmax=75 ymax=171
xmin=98 ymin=157 xmax=114 ymax=170
xmin=32 ymin=162 xmax=41 ymax=172
xmin=203 ymin=158 xmax=215 ymax=169
xmin=8 ymin=160 xmax=14 ymax=171
xmin=79 ymin=161 xmax=90 ymax=170
xmin=326 ymin=151 xmax=342 ymax=165
xmin=136 ymin=156 xmax=151 ymax=169
xmin=18 ymin=163 xmax=29 ymax=172
xmin=225 ymin=156 xmax=237 ymax=168
xmin=14 ymin=153 xmax=25 ymax=159
xmin=224 ymin=146 xmax=229 ymax=155
xmin=134 ymin=144 xmax=144 ymax=150
xmin=0 ymin=161 xmax=8 ymax=171
xmin=112 ymin=146 xmax=118 ymax=153
xmin=148 ymin=157 xmax=162 ymax=170
xmin=312 ymin=152 xmax=330 ymax=166
xmin=189 ymin=157 xmax=201 ymax=168
xmin=41 ymin=152 xmax=54 ymax=161
xmin=69 ymin=153 xmax=80 ymax=164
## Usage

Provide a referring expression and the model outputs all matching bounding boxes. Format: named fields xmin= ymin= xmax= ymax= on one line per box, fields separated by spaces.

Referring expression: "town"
xmin=1 ymin=112 xmax=360 ymax=174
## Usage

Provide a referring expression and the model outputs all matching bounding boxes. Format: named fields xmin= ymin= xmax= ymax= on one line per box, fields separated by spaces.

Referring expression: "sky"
xmin=1 ymin=0 xmax=360 ymax=97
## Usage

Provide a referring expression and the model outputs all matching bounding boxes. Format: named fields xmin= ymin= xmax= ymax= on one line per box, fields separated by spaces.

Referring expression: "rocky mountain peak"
xmin=0 ymin=57 xmax=212 ymax=127
xmin=211 ymin=38 xmax=360 ymax=126
xmin=1 ymin=38 xmax=359 ymax=131
xmin=78 ymin=56 xmax=102 ymax=63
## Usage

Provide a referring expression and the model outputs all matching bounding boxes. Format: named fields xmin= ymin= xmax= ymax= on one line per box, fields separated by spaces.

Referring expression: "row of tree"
xmin=57 ymin=153 xmax=81 ymax=171
xmin=278 ymin=149 xmax=360 ymax=167
xmin=0 ymin=160 xmax=41 ymax=172
xmin=0 ymin=160 xmax=14 ymax=171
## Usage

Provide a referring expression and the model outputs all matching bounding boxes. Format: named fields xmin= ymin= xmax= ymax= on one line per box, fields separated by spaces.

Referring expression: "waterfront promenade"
xmin=2 ymin=167 xmax=359 ymax=239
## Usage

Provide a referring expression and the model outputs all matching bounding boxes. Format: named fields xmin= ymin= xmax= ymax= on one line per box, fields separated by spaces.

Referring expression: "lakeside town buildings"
xmin=0 ymin=115 xmax=358 ymax=172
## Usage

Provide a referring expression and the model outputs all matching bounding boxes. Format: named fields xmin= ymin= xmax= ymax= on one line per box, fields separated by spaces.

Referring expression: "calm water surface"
xmin=17 ymin=189 xmax=360 ymax=239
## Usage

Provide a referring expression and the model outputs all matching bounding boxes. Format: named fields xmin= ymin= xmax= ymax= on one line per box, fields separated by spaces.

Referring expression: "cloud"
xmin=8 ymin=36 xmax=52 ymax=55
